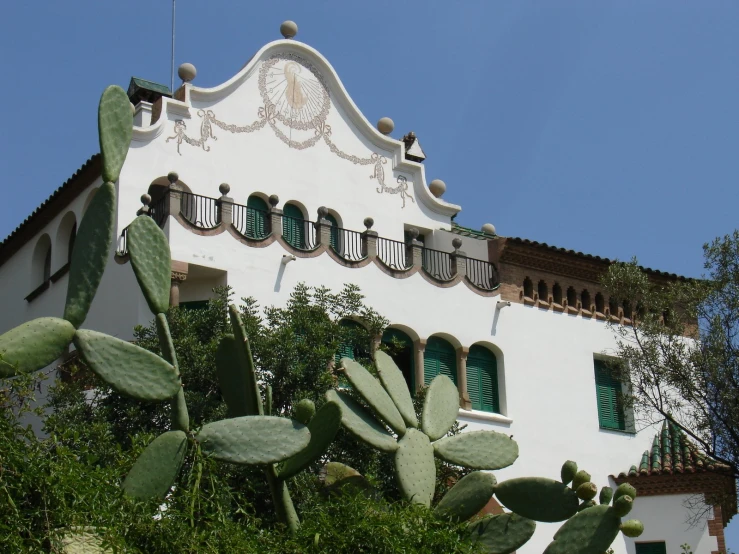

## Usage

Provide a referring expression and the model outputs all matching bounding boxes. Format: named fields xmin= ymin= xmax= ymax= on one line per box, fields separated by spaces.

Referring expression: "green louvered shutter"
xmin=635 ymin=543 xmax=666 ymax=554
xmin=283 ymin=203 xmax=305 ymax=248
xmin=326 ymin=213 xmax=340 ymax=252
xmin=594 ymin=360 xmax=626 ymax=431
xmin=246 ymin=196 xmax=269 ymax=239
xmin=424 ymin=337 xmax=457 ymax=386
xmin=467 ymin=346 xmax=499 ymax=413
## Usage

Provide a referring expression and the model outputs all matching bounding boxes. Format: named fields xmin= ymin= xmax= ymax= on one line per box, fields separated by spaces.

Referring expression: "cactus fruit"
xmin=620 ymin=519 xmax=644 ymax=537
xmin=578 ymin=499 xmax=597 ymax=512
xmin=466 ymin=513 xmax=536 ymax=554
xmin=434 ymin=471 xmax=497 ymax=523
xmin=613 ymin=482 xmax=637 ymax=502
xmin=576 ymin=482 xmax=598 ymax=501
xmin=543 ymin=479 xmax=641 ymax=553
xmin=123 ymin=430 xmax=188 ymax=499
xmin=571 ymin=469 xmax=592 ymax=492
xmin=0 ymin=318 xmax=76 ymax=377
xmin=560 ymin=460 xmax=577 ymax=485
xmin=599 ymin=486 xmax=614 ymax=505
xmin=293 ymin=399 xmax=316 ymax=425
xmin=493 ymin=477 xmax=579 ymax=522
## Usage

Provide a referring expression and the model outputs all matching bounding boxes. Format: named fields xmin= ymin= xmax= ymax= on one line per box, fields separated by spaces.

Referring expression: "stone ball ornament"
xmin=280 ymin=20 xmax=298 ymax=39
xmin=140 ymin=194 xmax=151 ymax=206
xmin=167 ymin=171 xmax=179 ymax=185
xmin=429 ymin=179 xmax=446 ymax=198
xmin=219 ymin=183 xmax=231 ymax=196
xmin=452 ymin=238 xmax=463 ymax=250
xmin=177 ymin=63 xmax=197 ymax=83
xmin=482 ymin=223 xmax=496 ymax=235
xmin=377 ymin=117 xmax=395 ymax=135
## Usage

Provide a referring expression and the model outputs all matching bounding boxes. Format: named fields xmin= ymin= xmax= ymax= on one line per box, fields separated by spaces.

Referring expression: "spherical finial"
xmin=317 ymin=206 xmax=329 ymax=219
xmin=140 ymin=193 xmax=151 ymax=206
xmin=408 ymin=227 xmax=419 ymax=240
xmin=429 ymin=179 xmax=446 ymax=198
xmin=280 ymin=20 xmax=298 ymax=39
xmin=167 ymin=171 xmax=179 ymax=185
xmin=178 ymin=63 xmax=197 ymax=83
xmin=481 ymin=223 xmax=496 ymax=235
xmin=268 ymin=194 xmax=280 ymax=207
xmin=452 ymin=238 xmax=463 ymax=250
xmin=377 ymin=117 xmax=394 ymax=135
xmin=219 ymin=183 xmax=231 ymax=196
xmin=363 ymin=217 xmax=374 ymax=230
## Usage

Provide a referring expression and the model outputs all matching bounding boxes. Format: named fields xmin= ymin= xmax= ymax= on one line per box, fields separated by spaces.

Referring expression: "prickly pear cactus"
xmin=329 ymin=351 xmax=518 ymax=508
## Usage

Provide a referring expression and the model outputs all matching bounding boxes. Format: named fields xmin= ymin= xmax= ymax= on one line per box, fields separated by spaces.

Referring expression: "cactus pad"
xmin=326 ymin=389 xmax=398 ymax=452
xmin=599 ymin=486 xmax=614 ymax=505
xmin=215 ymin=335 xmax=252 ymax=418
xmin=466 ymin=513 xmax=536 ymax=554
xmin=494 ymin=477 xmax=579 ymax=522
xmin=293 ymin=399 xmax=316 ymax=425
xmin=127 ymin=215 xmax=171 ymax=315
xmin=228 ymin=306 xmax=263 ymax=415
xmin=98 ymin=85 xmax=133 ymax=183
xmin=421 ymin=374 xmax=460 ymax=441
xmin=122 ymin=430 xmax=188 ymax=499
xmin=278 ymin=401 xmax=342 ymax=480
xmin=560 ymin=460 xmax=577 ymax=485
xmin=434 ymin=471 xmax=497 ymax=523
xmin=395 ymin=428 xmax=436 ymax=507
xmin=63 ymin=182 xmax=116 ymax=329
xmin=543 ymin=504 xmax=622 ymax=554
xmin=73 ymin=329 xmax=180 ymax=401
xmin=197 ymin=416 xmax=310 ymax=465
xmin=341 ymin=357 xmax=406 ymax=435
xmin=375 ymin=350 xmax=418 ymax=428
xmin=323 ymin=462 xmax=369 ymax=495
xmin=433 ymin=430 xmax=519 ymax=470
xmin=0 ymin=317 xmax=75 ymax=377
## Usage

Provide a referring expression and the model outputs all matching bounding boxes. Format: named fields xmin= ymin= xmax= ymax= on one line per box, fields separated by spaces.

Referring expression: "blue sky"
xmin=1 ymin=0 xmax=737 ymax=546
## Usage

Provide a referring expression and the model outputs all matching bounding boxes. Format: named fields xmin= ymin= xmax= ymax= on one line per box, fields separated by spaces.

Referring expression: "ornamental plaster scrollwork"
xmin=165 ymin=52 xmax=413 ymax=208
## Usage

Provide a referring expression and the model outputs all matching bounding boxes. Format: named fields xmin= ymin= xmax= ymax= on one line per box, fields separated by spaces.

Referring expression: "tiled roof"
xmin=618 ymin=421 xmax=727 ymax=478
xmin=450 ymin=222 xmax=496 ymax=240
xmin=504 ymin=237 xmax=687 ymax=281
xmin=0 ymin=154 xmax=101 ymax=266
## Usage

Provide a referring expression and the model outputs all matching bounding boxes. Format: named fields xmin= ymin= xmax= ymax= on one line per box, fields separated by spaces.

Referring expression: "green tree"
xmin=601 ymin=232 xmax=739 ymax=485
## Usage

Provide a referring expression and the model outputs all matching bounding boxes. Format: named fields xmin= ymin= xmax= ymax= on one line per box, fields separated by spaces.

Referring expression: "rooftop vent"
xmin=402 ymin=131 xmax=426 ymax=163
xmin=127 ymin=77 xmax=172 ymax=105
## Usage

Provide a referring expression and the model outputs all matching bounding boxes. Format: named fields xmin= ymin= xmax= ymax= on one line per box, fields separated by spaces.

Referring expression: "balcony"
xmin=116 ymin=187 xmax=500 ymax=294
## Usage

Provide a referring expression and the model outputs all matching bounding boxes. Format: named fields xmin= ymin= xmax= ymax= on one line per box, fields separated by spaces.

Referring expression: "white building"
xmin=0 ymin=22 xmax=733 ymax=554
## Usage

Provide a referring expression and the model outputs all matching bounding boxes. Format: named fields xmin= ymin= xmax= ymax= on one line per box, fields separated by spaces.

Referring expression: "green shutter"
xmin=424 ymin=337 xmax=457 ymax=386
xmin=326 ymin=213 xmax=340 ymax=252
xmin=594 ymin=360 xmax=626 ymax=431
xmin=381 ymin=328 xmax=415 ymax=392
xmin=635 ymin=543 xmax=666 ymax=554
xmin=467 ymin=346 xmax=499 ymax=413
xmin=283 ymin=203 xmax=305 ymax=248
xmin=246 ymin=196 xmax=269 ymax=239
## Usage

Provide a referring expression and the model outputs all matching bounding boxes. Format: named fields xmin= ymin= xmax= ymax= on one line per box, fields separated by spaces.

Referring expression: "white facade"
xmin=0 ymin=36 xmax=729 ymax=553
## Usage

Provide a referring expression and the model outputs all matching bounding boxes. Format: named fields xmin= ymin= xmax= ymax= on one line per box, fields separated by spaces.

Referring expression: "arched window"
xmin=246 ymin=195 xmax=269 ymax=239
xmin=467 ymin=345 xmax=500 ymax=413
xmin=381 ymin=328 xmax=414 ymax=391
xmin=609 ymin=297 xmax=619 ymax=316
xmin=31 ymin=234 xmax=52 ymax=289
xmin=326 ymin=213 xmax=340 ymax=253
xmin=567 ymin=286 xmax=577 ymax=307
xmin=581 ymin=290 xmax=591 ymax=311
xmin=623 ymin=299 xmax=633 ymax=319
xmin=523 ymin=277 xmax=533 ymax=298
xmin=595 ymin=292 xmax=605 ymax=314
xmin=552 ymin=283 xmax=563 ymax=305
xmin=537 ymin=280 xmax=548 ymax=302
xmin=424 ymin=336 xmax=457 ymax=386
xmin=56 ymin=211 xmax=77 ymax=269
xmin=283 ymin=203 xmax=306 ymax=249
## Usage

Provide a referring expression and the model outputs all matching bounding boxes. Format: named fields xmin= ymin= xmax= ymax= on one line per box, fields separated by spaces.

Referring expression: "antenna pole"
xmin=170 ymin=0 xmax=176 ymax=93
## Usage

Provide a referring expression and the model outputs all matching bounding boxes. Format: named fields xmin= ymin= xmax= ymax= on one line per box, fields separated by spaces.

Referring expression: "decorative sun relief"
xmin=165 ymin=51 xmax=414 ymax=208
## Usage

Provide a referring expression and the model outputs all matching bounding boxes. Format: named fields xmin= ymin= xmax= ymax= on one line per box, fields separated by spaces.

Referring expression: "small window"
xmin=567 ymin=286 xmax=577 ymax=307
xmin=594 ymin=359 xmax=626 ymax=431
xmin=467 ymin=345 xmax=500 ymax=413
xmin=552 ymin=283 xmax=563 ymax=305
xmin=283 ymin=203 xmax=306 ymax=249
xmin=581 ymin=290 xmax=591 ymax=311
xmin=537 ymin=280 xmax=548 ymax=301
xmin=595 ymin=292 xmax=605 ymax=314
xmin=246 ymin=195 xmax=269 ymax=239
xmin=326 ymin=213 xmax=340 ymax=253
xmin=635 ymin=543 xmax=666 ymax=554
xmin=381 ymin=328 xmax=415 ymax=391
xmin=424 ymin=336 xmax=457 ymax=386
xmin=523 ymin=278 xmax=533 ymax=298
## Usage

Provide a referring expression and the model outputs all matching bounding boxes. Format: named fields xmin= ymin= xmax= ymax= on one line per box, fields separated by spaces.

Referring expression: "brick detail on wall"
xmin=708 ymin=504 xmax=726 ymax=554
